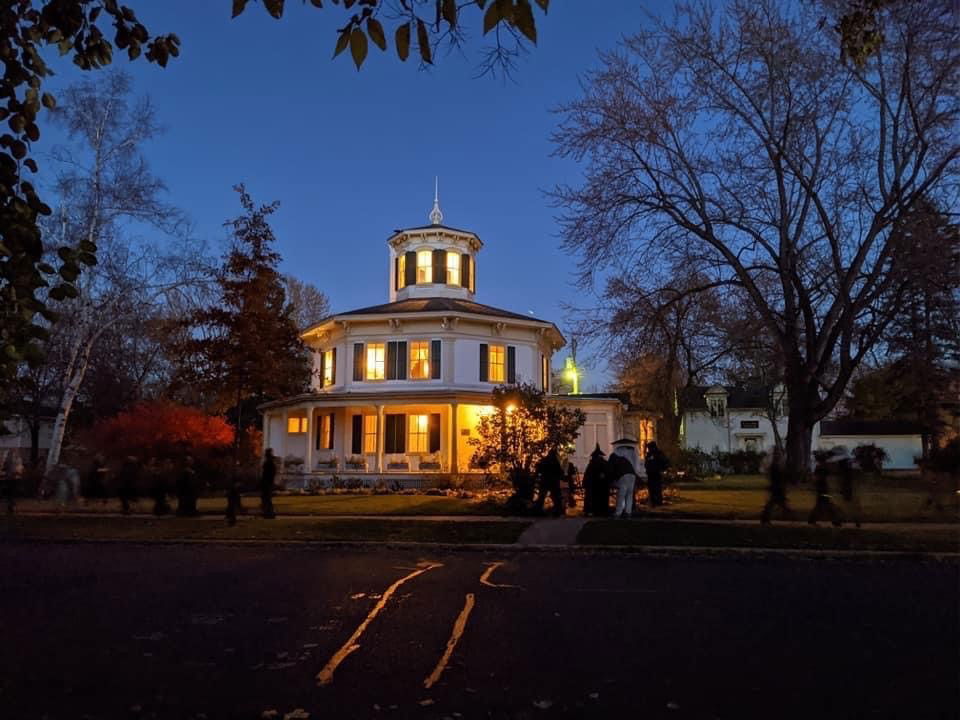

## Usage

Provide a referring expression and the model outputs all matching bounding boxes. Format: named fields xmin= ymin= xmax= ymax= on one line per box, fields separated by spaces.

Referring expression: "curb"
xmin=3 ymin=537 xmax=956 ymax=562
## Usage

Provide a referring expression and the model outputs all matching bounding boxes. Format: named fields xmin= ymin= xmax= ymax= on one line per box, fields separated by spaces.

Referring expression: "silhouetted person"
xmin=149 ymin=458 xmax=171 ymax=516
xmin=582 ymin=445 xmax=609 ymax=517
xmin=565 ymin=461 xmax=579 ymax=508
xmin=761 ymin=447 xmax=792 ymax=524
xmin=610 ymin=439 xmax=640 ymax=519
xmin=644 ymin=442 xmax=669 ymax=507
xmin=808 ymin=457 xmax=843 ymax=527
xmin=534 ymin=449 xmax=565 ymax=516
xmin=260 ymin=448 xmax=277 ymax=519
xmin=176 ymin=455 xmax=199 ymax=517
xmin=834 ymin=447 xmax=861 ymax=528
xmin=84 ymin=455 xmax=108 ymax=505
xmin=2 ymin=451 xmax=23 ymax=515
xmin=118 ymin=456 xmax=141 ymax=515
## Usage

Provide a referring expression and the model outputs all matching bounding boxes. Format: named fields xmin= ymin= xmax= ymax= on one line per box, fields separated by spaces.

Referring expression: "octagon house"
xmin=260 ymin=196 xmax=654 ymax=484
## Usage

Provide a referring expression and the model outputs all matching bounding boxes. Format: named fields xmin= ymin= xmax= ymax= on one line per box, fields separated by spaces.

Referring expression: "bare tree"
xmin=35 ymin=72 xmax=208 ymax=472
xmin=552 ymin=0 xmax=959 ymax=480
xmin=283 ymin=275 xmax=331 ymax=332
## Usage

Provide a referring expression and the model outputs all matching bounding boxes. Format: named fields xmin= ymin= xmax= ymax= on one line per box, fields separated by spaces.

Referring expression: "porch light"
xmin=563 ymin=356 xmax=581 ymax=395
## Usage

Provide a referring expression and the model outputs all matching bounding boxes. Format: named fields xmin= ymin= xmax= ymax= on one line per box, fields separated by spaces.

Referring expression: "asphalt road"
xmin=0 ymin=544 xmax=956 ymax=720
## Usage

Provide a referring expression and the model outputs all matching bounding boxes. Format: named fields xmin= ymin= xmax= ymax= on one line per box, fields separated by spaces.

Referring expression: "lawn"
xmin=0 ymin=515 xmax=529 ymax=544
xmin=578 ymin=519 xmax=959 ymax=553
xmin=663 ymin=474 xmax=958 ymax=523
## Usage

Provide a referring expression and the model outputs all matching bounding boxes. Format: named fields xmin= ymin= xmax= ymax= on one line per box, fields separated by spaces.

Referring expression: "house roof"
xmin=819 ymin=419 xmax=925 ymax=436
xmin=306 ymin=296 xmax=552 ymax=329
xmin=391 ymin=223 xmax=480 ymax=239
xmin=680 ymin=385 xmax=774 ymax=411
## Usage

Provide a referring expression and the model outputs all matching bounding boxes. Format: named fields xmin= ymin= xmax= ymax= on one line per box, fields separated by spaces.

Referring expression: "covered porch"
xmin=261 ymin=391 xmax=497 ymax=482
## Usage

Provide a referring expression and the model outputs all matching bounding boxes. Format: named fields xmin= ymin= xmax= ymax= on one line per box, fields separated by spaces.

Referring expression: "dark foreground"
xmin=0 ymin=544 xmax=956 ymax=719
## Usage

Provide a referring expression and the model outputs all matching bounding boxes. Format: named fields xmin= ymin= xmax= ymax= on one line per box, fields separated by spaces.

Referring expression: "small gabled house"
xmin=679 ymin=384 xmax=787 ymax=454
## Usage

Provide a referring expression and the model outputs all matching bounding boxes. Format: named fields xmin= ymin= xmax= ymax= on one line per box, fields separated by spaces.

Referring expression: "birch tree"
xmin=552 ymin=0 xmax=959 ymax=481
xmin=37 ymin=72 xmax=203 ymax=472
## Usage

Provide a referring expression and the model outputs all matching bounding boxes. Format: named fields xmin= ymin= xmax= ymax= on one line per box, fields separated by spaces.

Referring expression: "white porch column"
xmin=376 ymin=404 xmax=385 ymax=473
xmin=282 ymin=410 xmax=290 ymax=463
xmin=449 ymin=402 xmax=459 ymax=473
xmin=304 ymin=406 xmax=314 ymax=472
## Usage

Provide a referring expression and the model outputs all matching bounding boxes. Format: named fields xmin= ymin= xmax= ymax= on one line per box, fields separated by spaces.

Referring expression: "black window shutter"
xmin=428 ymin=413 xmax=441 ymax=453
xmin=384 ymin=415 xmax=397 ymax=453
xmin=353 ymin=343 xmax=364 ymax=381
xmin=385 ymin=414 xmax=406 ymax=454
xmin=461 ymin=254 xmax=471 ymax=290
xmin=351 ymin=415 xmax=362 ymax=454
xmin=397 ymin=341 xmax=407 ymax=380
xmin=315 ymin=416 xmax=321 ymax=450
xmin=479 ymin=343 xmax=489 ymax=382
xmin=330 ymin=348 xmax=337 ymax=385
xmin=432 ymin=248 xmax=445 ymax=284
xmin=507 ymin=346 xmax=516 ymax=384
xmin=404 ymin=251 xmax=417 ymax=286
xmin=386 ymin=341 xmax=397 ymax=380
xmin=394 ymin=256 xmax=399 ymax=291
xmin=430 ymin=339 xmax=441 ymax=379
xmin=318 ymin=350 xmax=326 ymax=386
xmin=328 ymin=412 xmax=336 ymax=450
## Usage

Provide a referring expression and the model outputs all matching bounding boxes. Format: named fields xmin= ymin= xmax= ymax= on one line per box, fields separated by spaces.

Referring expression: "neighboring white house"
xmin=260 ymin=196 xmax=655 ymax=484
xmin=1 ymin=414 xmax=54 ymax=461
xmin=679 ymin=384 xmax=788 ymax=454
xmin=680 ymin=385 xmax=925 ymax=470
xmin=814 ymin=420 xmax=924 ymax=470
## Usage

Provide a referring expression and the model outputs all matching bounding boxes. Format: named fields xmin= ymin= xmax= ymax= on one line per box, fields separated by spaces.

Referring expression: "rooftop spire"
xmin=429 ymin=176 xmax=443 ymax=225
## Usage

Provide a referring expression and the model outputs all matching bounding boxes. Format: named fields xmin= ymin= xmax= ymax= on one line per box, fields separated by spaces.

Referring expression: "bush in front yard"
xmin=853 ymin=444 xmax=888 ymax=473
xmin=717 ymin=450 xmax=765 ymax=474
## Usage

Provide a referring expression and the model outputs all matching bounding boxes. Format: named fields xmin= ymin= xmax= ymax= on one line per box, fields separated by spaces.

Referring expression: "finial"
xmin=429 ymin=176 xmax=443 ymax=225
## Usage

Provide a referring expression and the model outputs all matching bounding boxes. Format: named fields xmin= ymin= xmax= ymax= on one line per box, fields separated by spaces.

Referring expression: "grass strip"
xmin=578 ymin=519 xmax=959 ymax=553
xmin=0 ymin=516 xmax=529 ymax=545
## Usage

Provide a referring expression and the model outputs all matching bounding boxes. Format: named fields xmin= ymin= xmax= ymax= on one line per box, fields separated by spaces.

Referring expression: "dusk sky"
xmin=38 ymin=1 xmax=661 ymax=390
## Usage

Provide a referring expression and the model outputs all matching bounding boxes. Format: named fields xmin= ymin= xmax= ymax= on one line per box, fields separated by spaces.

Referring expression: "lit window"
xmin=363 ymin=415 xmax=377 ymax=453
xmin=446 ymin=251 xmax=460 ymax=285
xmin=320 ymin=413 xmax=333 ymax=449
xmin=416 ymin=250 xmax=432 ymax=283
xmin=489 ymin=344 xmax=505 ymax=382
xmin=366 ymin=344 xmax=385 ymax=380
xmin=322 ymin=349 xmax=334 ymax=387
xmin=397 ymin=254 xmax=406 ymax=289
xmin=287 ymin=417 xmax=307 ymax=434
xmin=408 ymin=414 xmax=429 ymax=453
xmin=469 ymin=257 xmax=475 ymax=291
xmin=409 ymin=341 xmax=430 ymax=380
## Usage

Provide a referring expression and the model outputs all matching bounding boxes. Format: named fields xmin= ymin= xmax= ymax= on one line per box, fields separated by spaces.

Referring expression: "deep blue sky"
xmin=39 ymin=1 xmax=662 ymax=390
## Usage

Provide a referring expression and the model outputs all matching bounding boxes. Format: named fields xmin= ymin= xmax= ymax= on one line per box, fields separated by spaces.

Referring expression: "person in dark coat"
xmin=176 ymin=455 xmax=199 ymax=517
xmin=534 ymin=449 xmax=565 ymax=517
xmin=582 ymin=444 xmax=609 ymax=517
xmin=760 ymin=446 xmax=791 ymax=524
xmin=118 ymin=455 xmax=141 ymax=515
xmin=149 ymin=458 xmax=171 ymax=516
xmin=808 ymin=455 xmax=843 ymax=526
xmin=565 ymin=461 xmax=579 ymax=509
xmin=644 ymin=442 xmax=669 ymax=507
xmin=84 ymin=455 xmax=108 ymax=505
xmin=834 ymin=447 xmax=861 ymax=528
xmin=260 ymin=448 xmax=277 ymax=519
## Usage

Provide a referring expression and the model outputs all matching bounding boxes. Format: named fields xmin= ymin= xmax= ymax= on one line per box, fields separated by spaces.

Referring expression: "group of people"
xmin=761 ymin=445 xmax=862 ymax=527
xmin=530 ymin=438 xmax=670 ymax=518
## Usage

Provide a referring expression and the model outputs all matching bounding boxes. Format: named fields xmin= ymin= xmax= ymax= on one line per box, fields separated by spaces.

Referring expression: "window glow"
xmin=363 ymin=415 xmax=377 ymax=453
xmin=446 ymin=251 xmax=460 ymax=285
xmin=287 ymin=417 xmax=307 ymax=434
xmin=416 ymin=250 xmax=432 ymax=283
xmin=489 ymin=344 xmax=505 ymax=382
xmin=408 ymin=414 xmax=429 ymax=453
xmin=322 ymin=349 xmax=334 ymax=387
xmin=409 ymin=341 xmax=430 ymax=380
xmin=397 ymin=254 xmax=406 ymax=289
xmin=366 ymin=344 xmax=385 ymax=380
xmin=320 ymin=414 xmax=332 ymax=449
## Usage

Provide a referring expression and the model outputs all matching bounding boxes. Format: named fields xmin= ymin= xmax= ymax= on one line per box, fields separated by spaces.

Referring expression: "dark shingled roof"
xmin=820 ymin=419 xmax=925 ymax=436
xmin=680 ymin=385 xmax=774 ymax=410
xmin=329 ymin=297 xmax=550 ymax=324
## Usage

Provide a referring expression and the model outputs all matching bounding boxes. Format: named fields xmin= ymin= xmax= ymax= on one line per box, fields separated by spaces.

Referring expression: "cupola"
xmin=387 ymin=181 xmax=482 ymax=302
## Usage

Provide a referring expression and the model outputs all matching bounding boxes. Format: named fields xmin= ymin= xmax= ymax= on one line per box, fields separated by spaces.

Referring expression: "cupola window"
xmin=446 ymin=251 xmax=460 ymax=285
xmin=397 ymin=254 xmax=406 ymax=290
xmin=416 ymin=250 xmax=432 ymax=283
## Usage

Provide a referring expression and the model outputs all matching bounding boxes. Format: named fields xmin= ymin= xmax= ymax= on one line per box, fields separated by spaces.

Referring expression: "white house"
xmin=679 ymin=384 xmax=788 ymax=454
xmin=260 ymin=196 xmax=654 ymax=484
xmin=814 ymin=420 xmax=924 ymax=470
